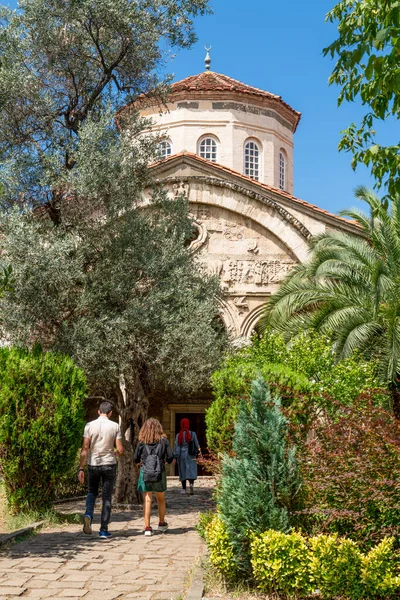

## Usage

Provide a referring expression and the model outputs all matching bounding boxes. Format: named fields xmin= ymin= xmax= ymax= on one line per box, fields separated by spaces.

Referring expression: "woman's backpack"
xmin=143 ymin=443 xmax=162 ymax=482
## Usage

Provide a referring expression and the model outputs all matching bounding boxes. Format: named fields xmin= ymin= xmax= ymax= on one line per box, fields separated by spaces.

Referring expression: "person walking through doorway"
xmin=174 ymin=418 xmax=199 ymax=495
xmin=134 ymin=418 xmax=174 ymax=536
xmin=78 ymin=401 xmax=123 ymax=540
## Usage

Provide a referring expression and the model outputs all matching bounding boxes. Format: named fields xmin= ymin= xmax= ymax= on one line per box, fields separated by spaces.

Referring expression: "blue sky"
xmin=5 ymin=0 xmax=393 ymax=215
xmin=163 ymin=0 xmax=393 ymax=215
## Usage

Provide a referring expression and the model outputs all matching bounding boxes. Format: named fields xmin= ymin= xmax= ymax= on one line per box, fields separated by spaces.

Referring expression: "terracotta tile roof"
xmin=118 ymin=71 xmax=301 ymax=132
xmin=150 ymin=151 xmax=360 ymax=232
xmin=171 ymin=71 xmax=279 ymax=99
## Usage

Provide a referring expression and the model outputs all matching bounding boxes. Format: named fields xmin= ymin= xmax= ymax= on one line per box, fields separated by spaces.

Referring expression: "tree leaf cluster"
xmin=206 ymin=328 xmax=386 ymax=454
xmin=0 ymin=0 xmax=209 ymax=210
xmin=263 ymin=187 xmax=400 ymax=390
xmin=324 ymin=0 xmax=400 ymax=196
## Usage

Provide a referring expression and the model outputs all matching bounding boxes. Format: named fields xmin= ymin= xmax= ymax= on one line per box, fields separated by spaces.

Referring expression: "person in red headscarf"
xmin=174 ymin=418 xmax=200 ymax=495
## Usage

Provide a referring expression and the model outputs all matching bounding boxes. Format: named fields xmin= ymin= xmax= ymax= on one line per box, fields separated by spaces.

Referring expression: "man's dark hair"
xmin=99 ymin=401 xmax=114 ymax=415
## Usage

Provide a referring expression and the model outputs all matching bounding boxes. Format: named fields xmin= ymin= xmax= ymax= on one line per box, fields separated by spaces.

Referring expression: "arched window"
xmin=198 ymin=136 xmax=217 ymax=162
xmin=244 ymin=140 xmax=260 ymax=180
xmin=279 ymin=150 xmax=286 ymax=190
xmin=158 ymin=140 xmax=172 ymax=159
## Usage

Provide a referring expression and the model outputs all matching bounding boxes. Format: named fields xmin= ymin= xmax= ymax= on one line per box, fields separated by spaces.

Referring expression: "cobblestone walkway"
xmin=0 ymin=478 xmax=214 ymax=600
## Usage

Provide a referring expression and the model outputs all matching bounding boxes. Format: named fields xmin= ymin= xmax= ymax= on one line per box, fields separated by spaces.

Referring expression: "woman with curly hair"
xmin=134 ymin=418 xmax=174 ymax=536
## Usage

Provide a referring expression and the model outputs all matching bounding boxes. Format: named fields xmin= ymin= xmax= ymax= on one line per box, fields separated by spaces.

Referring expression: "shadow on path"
xmin=0 ymin=479 xmax=215 ymax=561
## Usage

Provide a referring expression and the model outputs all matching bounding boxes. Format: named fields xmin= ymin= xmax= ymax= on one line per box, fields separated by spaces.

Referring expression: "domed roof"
xmin=172 ymin=71 xmax=280 ymax=99
xmin=119 ymin=71 xmax=301 ymax=132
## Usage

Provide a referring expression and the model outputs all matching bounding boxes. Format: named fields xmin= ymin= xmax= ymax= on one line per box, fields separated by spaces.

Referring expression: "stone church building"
xmin=122 ymin=57 xmax=360 ymax=462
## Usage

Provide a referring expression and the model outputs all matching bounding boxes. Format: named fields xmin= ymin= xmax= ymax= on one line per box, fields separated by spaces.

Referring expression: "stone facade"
xmin=131 ymin=71 xmax=361 ymax=458
xmin=146 ymin=153 xmax=360 ymax=343
xmin=140 ymin=96 xmax=296 ymax=193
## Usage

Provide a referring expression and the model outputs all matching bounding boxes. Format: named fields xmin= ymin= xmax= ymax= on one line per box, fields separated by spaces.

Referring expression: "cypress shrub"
xmin=0 ymin=346 xmax=87 ymax=512
xmin=218 ymin=377 xmax=301 ymax=572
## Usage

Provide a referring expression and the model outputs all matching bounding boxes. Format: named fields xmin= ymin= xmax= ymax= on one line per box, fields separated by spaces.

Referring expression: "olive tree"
xmin=0 ymin=0 xmax=226 ymax=502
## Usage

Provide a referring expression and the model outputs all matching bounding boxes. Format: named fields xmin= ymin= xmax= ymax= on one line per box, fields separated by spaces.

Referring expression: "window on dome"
xmin=244 ymin=140 xmax=260 ymax=181
xmin=157 ymin=140 xmax=172 ymax=159
xmin=198 ymin=137 xmax=217 ymax=162
xmin=279 ymin=150 xmax=286 ymax=190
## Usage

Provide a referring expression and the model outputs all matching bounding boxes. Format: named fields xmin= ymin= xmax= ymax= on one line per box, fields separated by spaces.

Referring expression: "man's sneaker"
xmin=83 ymin=514 xmax=92 ymax=535
xmin=189 ymin=484 xmax=194 ymax=496
xmin=144 ymin=526 xmax=153 ymax=536
xmin=99 ymin=530 xmax=112 ymax=540
xmin=157 ymin=521 xmax=168 ymax=532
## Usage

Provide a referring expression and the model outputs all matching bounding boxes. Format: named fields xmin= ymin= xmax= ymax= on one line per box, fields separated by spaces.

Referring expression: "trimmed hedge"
xmin=205 ymin=515 xmax=400 ymax=599
xmin=0 ymin=346 xmax=87 ymax=512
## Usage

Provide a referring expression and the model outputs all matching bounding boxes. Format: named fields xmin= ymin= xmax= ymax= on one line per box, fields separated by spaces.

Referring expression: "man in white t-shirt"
xmin=78 ymin=401 xmax=123 ymax=540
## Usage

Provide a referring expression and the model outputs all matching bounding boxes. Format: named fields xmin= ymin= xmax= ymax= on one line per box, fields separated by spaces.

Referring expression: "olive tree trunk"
xmin=113 ymin=373 xmax=149 ymax=503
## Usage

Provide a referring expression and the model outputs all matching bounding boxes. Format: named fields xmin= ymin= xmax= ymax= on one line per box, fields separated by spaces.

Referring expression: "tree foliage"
xmin=0 ymin=0 xmax=225 ymax=502
xmin=0 ymin=0 xmax=209 ymax=213
xmin=0 ymin=346 xmax=86 ymax=512
xmin=207 ymin=328 xmax=386 ymax=454
xmin=324 ymin=1 xmax=400 ymax=196
xmin=263 ymin=187 xmax=400 ymax=393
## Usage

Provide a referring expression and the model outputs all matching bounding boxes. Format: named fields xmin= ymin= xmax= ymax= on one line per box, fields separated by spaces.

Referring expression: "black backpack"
xmin=143 ymin=443 xmax=162 ymax=483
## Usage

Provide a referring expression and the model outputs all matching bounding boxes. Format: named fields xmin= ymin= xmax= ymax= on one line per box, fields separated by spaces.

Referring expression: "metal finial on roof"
xmin=204 ymin=45 xmax=212 ymax=71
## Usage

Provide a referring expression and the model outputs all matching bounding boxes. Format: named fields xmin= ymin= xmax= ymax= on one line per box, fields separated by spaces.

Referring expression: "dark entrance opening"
xmin=174 ymin=412 xmax=210 ymax=476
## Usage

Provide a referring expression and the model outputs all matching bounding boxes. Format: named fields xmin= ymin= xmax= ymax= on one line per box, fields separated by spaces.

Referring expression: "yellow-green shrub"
xmin=309 ymin=534 xmax=362 ymax=599
xmin=208 ymin=525 xmax=400 ymax=598
xmin=205 ymin=514 xmax=237 ymax=579
xmin=250 ymin=530 xmax=311 ymax=597
xmin=361 ymin=537 xmax=399 ymax=597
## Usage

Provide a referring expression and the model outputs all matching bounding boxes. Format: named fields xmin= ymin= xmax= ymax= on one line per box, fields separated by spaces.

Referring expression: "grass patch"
xmin=202 ymin=557 xmax=284 ymax=600
xmin=0 ymin=482 xmax=81 ymax=534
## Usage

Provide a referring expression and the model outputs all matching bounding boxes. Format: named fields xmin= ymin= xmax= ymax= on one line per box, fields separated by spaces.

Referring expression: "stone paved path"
xmin=0 ymin=478 xmax=214 ymax=600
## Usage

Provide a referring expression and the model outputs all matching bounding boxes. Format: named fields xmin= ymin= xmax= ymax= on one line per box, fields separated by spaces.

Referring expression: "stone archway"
xmin=241 ymin=304 xmax=266 ymax=338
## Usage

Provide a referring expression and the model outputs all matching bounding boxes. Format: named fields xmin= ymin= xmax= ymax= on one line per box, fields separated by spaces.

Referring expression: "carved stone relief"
xmin=223 ymin=225 xmax=244 ymax=240
xmin=221 ymin=259 xmax=294 ymax=286
xmin=173 ymin=180 xmax=189 ymax=198
xmin=187 ymin=213 xmax=208 ymax=253
xmin=233 ymin=296 xmax=249 ymax=315
xmin=247 ymin=239 xmax=259 ymax=254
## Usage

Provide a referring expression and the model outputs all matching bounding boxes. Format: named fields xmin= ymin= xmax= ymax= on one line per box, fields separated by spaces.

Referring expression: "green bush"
xmin=207 ymin=524 xmax=400 ymax=598
xmin=0 ymin=346 xmax=87 ymax=512
xmin=217 ymin=378 xmax=301 ymax=572
xmin=309 ymin=534 xmax=362 ymax=599
xmin=207 ymin=330 xmax=387 ymax=454
xmin=361 ymin=537 xmax=399 ymax=597
xmin=205 ymin=513 xmax=237 ymax=580
xmin=196 ymin=510 xmax=215 ymax=540
xmin=298 ymin=400 xmax=400 ymax=549
xmin=251 ymin=531 xmax=399 ymax=599
xmin=250 ymin=530 xmax=311 ymax=597
xmin=53 ymin=451 xmax=87 ymax=500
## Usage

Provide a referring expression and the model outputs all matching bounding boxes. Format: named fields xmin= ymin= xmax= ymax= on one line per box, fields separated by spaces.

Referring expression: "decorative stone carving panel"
xmin=190 ymin=203 xmax=297 ymax=295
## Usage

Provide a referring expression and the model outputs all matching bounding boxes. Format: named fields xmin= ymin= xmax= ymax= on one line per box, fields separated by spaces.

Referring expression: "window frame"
xmin=279 ymin=149 xmax=286 ymax=191
xmin=244 ymin=138 xmax=261 ymax=181
xmin=198 ymin=135 xmax=218 ymax=162
xmin=157 ymin=139 xmax=172 ymax=159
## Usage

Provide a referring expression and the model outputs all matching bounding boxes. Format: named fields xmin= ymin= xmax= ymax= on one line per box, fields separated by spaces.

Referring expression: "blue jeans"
xmin=85 ymin=464 xmax=116 ymax=532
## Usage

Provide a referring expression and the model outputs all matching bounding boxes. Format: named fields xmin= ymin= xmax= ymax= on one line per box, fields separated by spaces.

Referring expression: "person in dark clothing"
xmin=134 ymin=418 xmax=174 ymax=536
xmin=174 ymin=418 xmax=200 ymax=495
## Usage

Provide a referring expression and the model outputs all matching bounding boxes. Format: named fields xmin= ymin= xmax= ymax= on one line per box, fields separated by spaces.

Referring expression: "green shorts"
xmin=137 ymin=467 xmax=167 ymax=493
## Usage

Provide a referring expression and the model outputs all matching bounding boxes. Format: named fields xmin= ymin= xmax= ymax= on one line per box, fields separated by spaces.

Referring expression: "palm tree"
xmin=263 ymin=187 xmax=400 ymax=403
